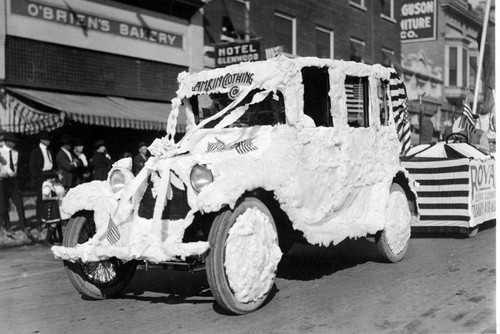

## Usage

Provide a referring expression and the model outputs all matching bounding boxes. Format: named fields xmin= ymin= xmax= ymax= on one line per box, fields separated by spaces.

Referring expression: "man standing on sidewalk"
xmin=29 ymin=131 xmax=54 ymax=231
xmin=0 ymin=133 xmax=33 ymax=240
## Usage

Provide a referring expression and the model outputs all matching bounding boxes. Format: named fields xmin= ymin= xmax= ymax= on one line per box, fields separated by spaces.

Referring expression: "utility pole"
xmin=472 ymin=0 xmax=491 ymax=116
xmin=244 ymin=0 xmax=250 ymax=42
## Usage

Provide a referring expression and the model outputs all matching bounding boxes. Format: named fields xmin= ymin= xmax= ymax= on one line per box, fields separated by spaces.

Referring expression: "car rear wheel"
xmin=206 ymin=197 xmax=282 ymax=314
xmin=63 ymin=212 xmax=137 ymax=299
xmin=376 ymin=184 xmax=412 ymax=263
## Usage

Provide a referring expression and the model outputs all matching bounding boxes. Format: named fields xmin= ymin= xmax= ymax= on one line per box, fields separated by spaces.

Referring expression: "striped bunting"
xmin=459 ymin=103 xmax=476 ymax=133
xmin=233 ymin=138 xmax=257 ymax=154
xmin=389 ymin=71 xmax=411 ymax=156
xmin=401 ymin=158 xmax=471 ymax=227
xmin=205 ymin=137 xmax=258 ymax=154
xmin=207 ymin=138 xmax=226 ymax=152
xmin=0 ymin=93 xmax=64 ymax=134
xmin=106 ymin=219 xmax=121 ymax=245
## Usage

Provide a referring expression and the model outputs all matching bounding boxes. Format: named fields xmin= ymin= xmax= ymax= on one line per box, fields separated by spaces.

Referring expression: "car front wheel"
xmin=206 ymin=197 xmax=283 ymax=314
xmin=63 ymin=212 xmax=137 ymax=299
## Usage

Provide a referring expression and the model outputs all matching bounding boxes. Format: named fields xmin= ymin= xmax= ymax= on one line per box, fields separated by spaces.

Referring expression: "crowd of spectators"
xmin=0 ymin=130 xmax=150 ymax=246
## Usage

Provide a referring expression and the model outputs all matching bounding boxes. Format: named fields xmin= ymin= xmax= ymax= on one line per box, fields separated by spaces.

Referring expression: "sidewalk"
xmin=0 ymin=195 xmax=50 ymax=248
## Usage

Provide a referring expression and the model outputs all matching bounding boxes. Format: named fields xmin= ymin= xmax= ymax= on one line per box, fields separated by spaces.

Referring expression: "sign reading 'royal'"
xmin=400 ymin=0 xmax=437 ymax=43
xmin=11 ymin=0 xmax=182 ymax=48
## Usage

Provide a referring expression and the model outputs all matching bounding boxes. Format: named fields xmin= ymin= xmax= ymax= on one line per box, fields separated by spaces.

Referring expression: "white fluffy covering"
xmin=224 ymin=208 xmax=282 ymax=303
xmin=52 ymin=56 xmax=410 ymax=265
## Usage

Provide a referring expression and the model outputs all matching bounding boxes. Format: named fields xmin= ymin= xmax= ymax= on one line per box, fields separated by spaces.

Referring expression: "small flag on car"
xmin=106 ymin=219 xmax=121 ymax=245
xmin=459 ymin=102 xmax=476 ymax=133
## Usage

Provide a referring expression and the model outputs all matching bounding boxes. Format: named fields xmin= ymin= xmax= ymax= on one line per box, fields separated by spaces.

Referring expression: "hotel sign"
xmin=11 ymin=0 xmax=183 ymax=48
xmin=215 ymin=41 xmax=260 ymax=68
xmin=400 ymin=0 xmax=437 ymax=43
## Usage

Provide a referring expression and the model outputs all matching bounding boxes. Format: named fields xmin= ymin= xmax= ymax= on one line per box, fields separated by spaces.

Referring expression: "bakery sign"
xmin=215 ymin=41 xmax=260 ymax=68
xmin=11 ymin=0 xmax=182 ymax=48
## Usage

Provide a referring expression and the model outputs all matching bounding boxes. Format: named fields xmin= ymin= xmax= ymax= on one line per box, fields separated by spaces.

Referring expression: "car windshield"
xmin=188 ymin=89 xmax=285 ymax=129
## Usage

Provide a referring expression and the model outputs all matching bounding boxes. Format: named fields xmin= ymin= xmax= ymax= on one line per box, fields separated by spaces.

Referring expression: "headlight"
xmin=190 ymin=164 xmax=213 ymax=192
xmin=109 ymin=169 xmax=128 ymax=193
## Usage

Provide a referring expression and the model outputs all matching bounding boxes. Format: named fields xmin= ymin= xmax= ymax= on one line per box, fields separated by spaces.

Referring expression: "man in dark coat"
xmin=0 ymin=133 xmax=32 ymax=240
xmin=29 ymin=131 xmax=54 ymax=230
xmin=56 ymin=134 xmax=77 ymax=190
xmin=90 ymin=139 xmax=113 ymax=181
xmin=133 ymin=141 xmax=149 ymax=175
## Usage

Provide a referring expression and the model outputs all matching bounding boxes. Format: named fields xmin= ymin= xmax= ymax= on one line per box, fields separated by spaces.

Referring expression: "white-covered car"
xmin=53 ymin=56 xmax=417 ymax=314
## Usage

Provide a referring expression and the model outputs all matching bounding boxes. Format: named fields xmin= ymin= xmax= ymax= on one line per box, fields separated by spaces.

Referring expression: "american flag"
xmin=207 ymin=138 xmax=226 ymax=152
xmin=233 ymin=138 xmax=257 ymax=154
xmin=389 ymin=71 xmax=411 ymax=156
xmin=459 ymin=103 xmax=476 ymax=133
xmin=106 ymin=219 xmax=121 ymax=245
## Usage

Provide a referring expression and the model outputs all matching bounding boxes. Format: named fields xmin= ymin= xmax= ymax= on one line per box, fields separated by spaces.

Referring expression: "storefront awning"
xmin=1 ymin=88 xmax=186 ymax=134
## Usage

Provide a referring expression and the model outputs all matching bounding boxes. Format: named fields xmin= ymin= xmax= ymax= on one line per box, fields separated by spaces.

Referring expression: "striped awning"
xmin=0 ymin=91 xmax=64 ymax=134
xmin=2 ymin=88 xmax=187 ymax=134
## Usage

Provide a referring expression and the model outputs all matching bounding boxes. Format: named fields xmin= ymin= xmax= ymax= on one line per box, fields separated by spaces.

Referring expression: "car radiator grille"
xmin=138 ymin=177 xmax=190 ymax=220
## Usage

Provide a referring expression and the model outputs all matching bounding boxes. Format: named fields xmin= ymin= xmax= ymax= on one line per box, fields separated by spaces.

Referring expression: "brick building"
xmin=203 ymin=0 xmax=401 ymax=67
xmin=0 ymin=0 xmax=206 ymax=187
xmin=400 ymin=0 xmax=491 ymax=144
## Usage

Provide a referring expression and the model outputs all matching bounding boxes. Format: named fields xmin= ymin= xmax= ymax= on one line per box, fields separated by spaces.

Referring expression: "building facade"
xmin=0 ymin=0 xmax=205 ymax=135
xmin=203 ymin=0 xmax=402 ymax=68
xmin=400 ymin=0 xmax=488 ymax=144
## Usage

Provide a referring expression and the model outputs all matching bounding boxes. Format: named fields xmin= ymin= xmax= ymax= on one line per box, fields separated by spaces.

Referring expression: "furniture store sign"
xmin=400 ymin=0 xmax=437 ymax=43
xmin=215 ymin=41 xmax=260 ymax=68
xmin=11 ymin=0 xmax=182 ymax=48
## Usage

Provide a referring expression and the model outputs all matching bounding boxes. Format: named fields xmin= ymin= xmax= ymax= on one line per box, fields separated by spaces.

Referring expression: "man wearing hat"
xmin=133 ymin=141 xmax=149 ymax=175
xmin=90 ymin=139 xmax=113 ymax=181
xmin=29 ymin=130 xmax=54 ymax=230
xmin=56 ymin=134 xmax=77 ymax=190
xmin=0 ymin=133 xmax=30 ymax=238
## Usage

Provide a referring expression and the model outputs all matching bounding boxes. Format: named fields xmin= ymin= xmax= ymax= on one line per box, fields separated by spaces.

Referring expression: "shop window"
xmin=275 ymin=13 xmax=296 ymax=55
xmin=345 ymin=76 xmax=369 ymax=128
xmin=316 ymin=27 xmax=334 ymax=59
xmin=448 ymin=47 xmax=458 ymax=86
xmin=381 ymin=0 xmax=395 ymax=21
xmin=301 ymin=67 xmax=332 ymax=127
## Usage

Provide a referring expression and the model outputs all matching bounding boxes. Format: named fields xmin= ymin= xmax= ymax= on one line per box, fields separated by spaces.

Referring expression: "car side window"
xmin=301 ymin=66 xmax=332 ymax=127
xmin=345 ymin=76 xmax=369 ymax=128
xmin=378 ymin=80 xmax=390 ymax=126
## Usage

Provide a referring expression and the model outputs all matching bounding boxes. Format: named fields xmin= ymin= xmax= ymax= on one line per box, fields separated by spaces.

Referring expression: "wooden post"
xmin=472 ymin=0 xmax=491 ymax=116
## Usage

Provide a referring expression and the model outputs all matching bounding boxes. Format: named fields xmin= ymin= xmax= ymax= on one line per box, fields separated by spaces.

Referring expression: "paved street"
xmin=0 ymin=227 xmax=496 ymax=334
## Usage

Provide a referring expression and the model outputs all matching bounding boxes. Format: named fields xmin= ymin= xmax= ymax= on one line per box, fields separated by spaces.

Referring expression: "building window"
xmin=221 ymin=0 xmax=248 ymax=41
xmin=381 ymin=0 xmax=395 ymax=21
xmin=349 ymin=0 xmax=366 ymax=11
xmin=349 ymin=37 xmax=365 ymax=62
xmin=275 ymin=13 xmax=296 ymax=55
xmin=462 ymin=48 xmax=468 ymax=88
xmin=448 ymin=46 xmax=458 ymax=86
xmin=316 ymin=27 xmax=334 ymax=59
xmin=469 ymin=55 xmax=477 ymax=89
xmin=382 ymin=47 xmax=395 ymax=68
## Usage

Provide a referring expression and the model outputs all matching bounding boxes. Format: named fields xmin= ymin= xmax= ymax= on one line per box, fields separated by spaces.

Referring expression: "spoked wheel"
xmin=376 ymin=184 xmax=412 ymax=263
xmin=206 ymin=197 xmax=283 ymax=314
xmin=63 ymin=212 xmax=137 ymax=299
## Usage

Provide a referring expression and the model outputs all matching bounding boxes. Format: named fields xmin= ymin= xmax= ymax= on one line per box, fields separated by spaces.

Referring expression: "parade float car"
xmin=52 ymin=56 xmax=418 ymax=314
xmin=402 ymin=133 xmax=495 ymax=237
